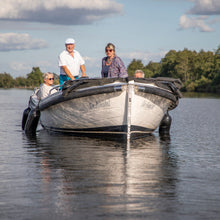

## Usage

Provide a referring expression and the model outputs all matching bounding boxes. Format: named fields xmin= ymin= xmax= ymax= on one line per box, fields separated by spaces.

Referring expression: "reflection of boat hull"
xmin=23 ymin=77 xmax=182 ymax=135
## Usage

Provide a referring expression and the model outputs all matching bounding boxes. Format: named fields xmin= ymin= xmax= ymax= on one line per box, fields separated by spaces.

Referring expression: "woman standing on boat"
xmin=101 ymin=43 xmax=128 ymax=78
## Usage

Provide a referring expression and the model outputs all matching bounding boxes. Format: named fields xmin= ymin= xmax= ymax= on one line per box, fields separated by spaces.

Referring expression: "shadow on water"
xmin=22 ymin=130 xmax=179 ymax=219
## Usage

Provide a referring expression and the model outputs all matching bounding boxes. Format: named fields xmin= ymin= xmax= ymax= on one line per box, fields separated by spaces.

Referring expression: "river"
xmin=0 ymin=89 xmax=219 ymax=220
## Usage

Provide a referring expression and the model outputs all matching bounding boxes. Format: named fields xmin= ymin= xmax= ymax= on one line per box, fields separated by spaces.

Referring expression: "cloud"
xmin=9 ymin=60 xmax=53 ymax=77
xmin=179 ymin=14 xmax=214 ymax=32
xmin=0 ymin=33 xmax=48 ymax=51
xmin=207 ymin=17 xmax=220 ymax=24
xmin=188 ymin=0 xmax=220 ymax=15
xmin=179 ymin=0 xmax=220 ymax=32
xmin=10 ymin=62 xmax=32 ymax=72
xmin=84 ymin=56 xmax=100 ymax=68
xmin=0 ymin=0 xmax=123 ymax=25
xmin=36 ymin=60 xmax=52 ymax=68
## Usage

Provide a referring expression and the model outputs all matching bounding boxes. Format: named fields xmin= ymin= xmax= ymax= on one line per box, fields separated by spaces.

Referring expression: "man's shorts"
xmin=59 ymin=75 xmax=79 ymax=87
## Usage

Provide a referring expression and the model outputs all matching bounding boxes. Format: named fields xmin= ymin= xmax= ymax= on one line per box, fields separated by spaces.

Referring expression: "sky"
xmin=0 ymin=0 xmax=219 ymax=78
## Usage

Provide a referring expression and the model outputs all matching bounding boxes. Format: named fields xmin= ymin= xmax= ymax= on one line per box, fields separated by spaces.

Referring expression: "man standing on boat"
xmin=58 ymin=38 xmax=87 ymax=85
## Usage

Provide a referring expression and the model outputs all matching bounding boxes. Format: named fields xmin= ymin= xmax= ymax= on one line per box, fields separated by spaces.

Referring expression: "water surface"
xmin=0 ymin=89 xmax=219 ymax=219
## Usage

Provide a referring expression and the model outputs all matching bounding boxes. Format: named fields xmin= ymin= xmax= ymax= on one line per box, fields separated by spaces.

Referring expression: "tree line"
xmin=0 ymin=46 xmax=220 ymax=93
xmin=0 ymin=67 xmax=59 ymax=89
xmin=127 ymin=46 xmax=220 ymax=93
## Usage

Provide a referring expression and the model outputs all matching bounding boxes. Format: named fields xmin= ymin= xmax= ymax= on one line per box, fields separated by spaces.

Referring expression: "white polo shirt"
xmin=58 ymin=50 xmax=85 ymax=77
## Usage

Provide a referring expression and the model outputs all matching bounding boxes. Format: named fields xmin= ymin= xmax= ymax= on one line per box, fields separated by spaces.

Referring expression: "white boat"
xmin=22 ymin=77 xmax=182 ymax=137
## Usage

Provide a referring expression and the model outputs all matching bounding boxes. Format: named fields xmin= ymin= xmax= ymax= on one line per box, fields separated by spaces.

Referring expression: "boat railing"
xmin=49 ymin=85 xmax=61 ymax=95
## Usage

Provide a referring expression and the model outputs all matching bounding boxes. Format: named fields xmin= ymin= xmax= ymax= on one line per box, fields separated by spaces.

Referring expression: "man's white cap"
xmin=65 ymin=38 xmax=75 ymax=44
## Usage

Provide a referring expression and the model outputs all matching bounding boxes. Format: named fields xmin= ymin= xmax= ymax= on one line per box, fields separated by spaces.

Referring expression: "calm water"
xmin=0 ymin=89 xmax=220 ymax=220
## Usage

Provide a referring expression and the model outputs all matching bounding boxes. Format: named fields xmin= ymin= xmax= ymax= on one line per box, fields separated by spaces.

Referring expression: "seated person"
xmin=134 ymin=70 xmax=145 ymax=78
xmin=38 ymin=72 xmax=57 ymax=100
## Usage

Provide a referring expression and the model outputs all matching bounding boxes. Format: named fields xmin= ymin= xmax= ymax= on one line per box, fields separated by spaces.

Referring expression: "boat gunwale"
xmin=39 ymin=84 xmax=123 ymax=111
xmin=39 ymin=80 xmax=179 ymax=111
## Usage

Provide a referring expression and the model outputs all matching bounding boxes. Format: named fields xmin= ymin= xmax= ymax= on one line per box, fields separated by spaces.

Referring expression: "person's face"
xmin=135 ymin=72 xmax=142 ymax=78
xmin=44 ymin=74 xmax=54 ymax=86
xmin=106 ymin=47 xmax=115 ymax=57
xmin=66 ymin=44 xmax=75 ymax=53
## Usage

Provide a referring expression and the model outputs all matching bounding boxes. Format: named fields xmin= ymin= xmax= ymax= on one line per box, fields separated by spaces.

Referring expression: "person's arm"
xmin=80 ymin=64 xmax=87 ymax=77
xmin=101 ymin=58 xmax=105 ymax=78
xmin=116 ymin=57 xmax=128 ymax=78
xmin=62 ymin=65 xmax=75 ymax=80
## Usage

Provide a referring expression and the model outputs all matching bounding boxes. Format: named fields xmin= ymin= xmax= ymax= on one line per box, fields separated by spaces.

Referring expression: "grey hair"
xmin=135 ymin=70 xmax=145 ymax=77
xmin=105 ymin=43 xmax=115 ymax=52
xmin=43 ymin=72 xmax=53 ymax=80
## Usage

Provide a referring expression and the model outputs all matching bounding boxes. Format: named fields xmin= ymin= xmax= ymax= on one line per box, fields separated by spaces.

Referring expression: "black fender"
xmin=24 ymin=108 xmax=40 ymax=134
xmin=159 ymin=112 xmax=172 ymax=135
xmin=22 ymin=107 xmax=31 ymax=130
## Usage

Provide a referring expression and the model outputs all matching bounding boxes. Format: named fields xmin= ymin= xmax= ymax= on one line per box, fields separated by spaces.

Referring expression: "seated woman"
xmin=38 ymin=72 xmax=57 ymax=100
xmin=101 ymin=43 xmax=128 ymax=78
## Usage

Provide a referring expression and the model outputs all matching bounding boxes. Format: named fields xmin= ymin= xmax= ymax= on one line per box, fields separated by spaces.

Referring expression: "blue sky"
xmin=0 ymin=0 xmax=219 ymax=78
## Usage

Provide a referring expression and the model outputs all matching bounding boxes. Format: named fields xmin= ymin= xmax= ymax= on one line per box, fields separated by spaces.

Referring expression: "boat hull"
xmin=40 ymin=89 xmax=128 ymax=133
xmin=38 ymin=78 xmax=179 ymax=135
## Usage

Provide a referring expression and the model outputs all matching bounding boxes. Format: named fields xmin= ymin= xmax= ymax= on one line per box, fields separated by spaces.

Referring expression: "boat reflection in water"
xmin=24 ymin=130 xmax=178 ymax=218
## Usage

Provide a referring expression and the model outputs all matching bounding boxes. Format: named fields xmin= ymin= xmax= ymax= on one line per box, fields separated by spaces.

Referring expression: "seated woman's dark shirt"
xmin=102 ymin=64 xmax=110 ymax=78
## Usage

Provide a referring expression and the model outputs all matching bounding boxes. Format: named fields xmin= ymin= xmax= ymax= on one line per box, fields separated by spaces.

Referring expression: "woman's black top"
xmin=102 ymin=64 xmax=110 ymax=78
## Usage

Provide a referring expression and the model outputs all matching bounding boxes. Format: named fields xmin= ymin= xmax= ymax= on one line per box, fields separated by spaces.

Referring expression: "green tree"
xmin=212 ymin=46 xmax=220 ymax=92
xmin=194 ymin=75 xmax=212 ymax=92
xmin=188 ymin=50 xmax=200 ymax=81
xmin=14 ymin=76 xmax=27 ymax=87
xmin=144 ymin=61 xmax=161 ymax=78
xmin=0 ymin=73 xmax=15 ymax=88
xmin=126 ymin=46 xmax=220 ymax=93
xmin=160 ymin=50 xmax=177 ymax=78
xmin=174 ymin=49 xmax=190 ymax=82
xmin=127 ymin=59 xmax=144 ymax=77
xmin=26 ymin=67 xmax=43 ymax=87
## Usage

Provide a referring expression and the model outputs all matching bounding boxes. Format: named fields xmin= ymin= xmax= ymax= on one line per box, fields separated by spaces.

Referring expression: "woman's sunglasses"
xmin=106 ymin=49 xmax=113 ymax=52
xmin=48 ymin=78 xmax=54 ymax=80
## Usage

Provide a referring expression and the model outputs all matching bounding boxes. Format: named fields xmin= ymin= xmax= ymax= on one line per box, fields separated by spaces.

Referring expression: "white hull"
xmin=40 ymin=89 xmax=127 ymax=133
xmin=38 ymin=78 xmax=180 ymax=135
